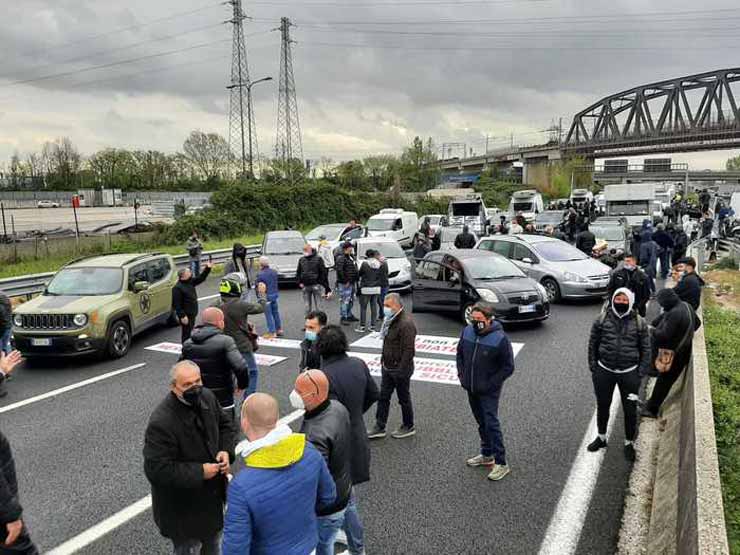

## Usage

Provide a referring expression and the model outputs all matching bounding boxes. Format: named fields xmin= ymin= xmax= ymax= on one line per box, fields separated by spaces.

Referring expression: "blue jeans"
xmin=467 ymin=388 xmax=506 ymax=465
xmin=242 ymin=352 xmax=258 ymax=396
xmin=342 ymin=488 xmax=365 ymax=555
xmin=189 ymin=258 xmax=201 ymax=277
xmin=316 ymin=507 xmax=347 ymax=555
xmin=377 ymin=286 xmax=388 ymax=316
xmin=1 ymin=327 xmax=11 ymax=354
xmin=264 ymin=296 xmax=282 ymax=333
xmin=339 ymin=283 xmax=354 ymax=319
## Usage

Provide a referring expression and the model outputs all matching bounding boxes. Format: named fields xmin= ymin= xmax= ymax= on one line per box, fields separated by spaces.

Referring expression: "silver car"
xmin=261 ymin=230 xmax=308 ymax=283
xmin=475 ymin=234 xmax=612 ymax=301
xmin=589 ymin=223 xmax=627 ymax=254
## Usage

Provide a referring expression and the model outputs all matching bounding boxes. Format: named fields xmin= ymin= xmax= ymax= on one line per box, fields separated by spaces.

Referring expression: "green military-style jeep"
xmin=13 ymin=253 xmax=178 ymax=359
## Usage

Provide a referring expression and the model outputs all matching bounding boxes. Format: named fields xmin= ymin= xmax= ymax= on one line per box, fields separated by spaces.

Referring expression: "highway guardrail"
xmin=0 ymin=244 xmax=261 ymax=300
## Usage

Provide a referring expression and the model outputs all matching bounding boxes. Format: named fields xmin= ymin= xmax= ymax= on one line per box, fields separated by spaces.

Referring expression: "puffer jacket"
xmin=297 ymin=252 xmax=331 ymax=292
xmin=456 ymin=320 xmax=514 ymax=394
xmin=674 ymin=271 xmax=705 ymax=311
xmin=300 ymin=400 xmax=353 ymax=516
xmin=588 ymin=288 xmax=651 ymax=375
xmin=335 ymin=253 xmax=359 ymax=285
xmin=358 ymin=258 xmax=386 ymax=291
xmin=0 ymin=430 xmax=22 ymax=526
xmin=180 ymin=325 xmax=249 ymax=407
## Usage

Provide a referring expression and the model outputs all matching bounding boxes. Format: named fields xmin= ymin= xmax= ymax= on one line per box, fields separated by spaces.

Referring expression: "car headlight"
xmin=73 ymin=313 xmax=88 ymax=327
xmin=13 ymin=314 xmax=22 ymax=327
xmin=476 ymin=288 xmax=499 ymax=303
xmin=535 ymin=283 xmax=549 ymax=299
xmin=563 ymin=271 xmax=587 ymax=283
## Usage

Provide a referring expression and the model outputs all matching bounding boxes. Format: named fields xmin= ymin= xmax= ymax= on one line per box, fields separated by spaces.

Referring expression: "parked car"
xmin=438 ymin=226 xmax=477 ymax=251
xmin=37 ymin=200 xmax=60 ymax=208
xmin=534 ymin=210 xmax=565 ymax=232
xmin=353 ymin=237 xmax=413 ymax=292
xmin=12 ymin=253 xmax=177 ymax=359
xmin=306 ymin=223 xmax=365 ymax=251
xmin=412 ymin=249 xmax=549 ymax=324
xmin=261 ymin=230 xmax=308 ymax=283
xmin=589 ymin=223 xmax=627 ymax=254
xmin=475 ymin=234 xmax=612 ymax=302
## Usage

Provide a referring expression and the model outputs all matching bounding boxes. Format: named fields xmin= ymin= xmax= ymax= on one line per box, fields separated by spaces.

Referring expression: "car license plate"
xmin=31 ymin=338 xmax=51 ymax=347
xmin=519 ymin=304 xmax=537 ymax=314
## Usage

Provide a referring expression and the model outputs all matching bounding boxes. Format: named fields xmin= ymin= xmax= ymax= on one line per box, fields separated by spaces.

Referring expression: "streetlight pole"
xmin=227 ymin=76 xmax=273 ymax=179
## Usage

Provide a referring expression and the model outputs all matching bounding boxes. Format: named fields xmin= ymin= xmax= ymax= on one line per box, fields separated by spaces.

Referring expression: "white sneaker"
xmin=466 ymin=454 xmax=495 ymax=467
xmin=487 ymin=464 xmax=510 ymax=481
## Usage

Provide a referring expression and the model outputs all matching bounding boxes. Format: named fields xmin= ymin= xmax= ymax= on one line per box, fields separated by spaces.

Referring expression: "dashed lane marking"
xmin=45 ymin=409 xmax=306 ymax=554
xmin=537 ymin=390 xmax=621 ymax=555
xmin=0 ymin=363 xmax=147 ymax=414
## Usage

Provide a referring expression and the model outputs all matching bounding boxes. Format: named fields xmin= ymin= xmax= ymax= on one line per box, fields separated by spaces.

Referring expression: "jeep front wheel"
xmin=107 ymin=320 xmax=131 ymax=359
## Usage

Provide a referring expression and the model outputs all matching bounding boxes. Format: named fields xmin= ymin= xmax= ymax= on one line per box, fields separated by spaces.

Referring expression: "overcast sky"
xmin=1 ymin=0 xmax=739 ymax=169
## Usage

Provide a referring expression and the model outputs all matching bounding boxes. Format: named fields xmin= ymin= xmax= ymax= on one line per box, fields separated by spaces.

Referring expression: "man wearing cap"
xmin=292 ymin=370 xmax=353 ymax=555
xmin=672 ymin=257 xmax=705 ymax=311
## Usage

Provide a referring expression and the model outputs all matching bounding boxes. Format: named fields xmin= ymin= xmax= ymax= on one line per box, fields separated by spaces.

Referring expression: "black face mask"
xmin=613 ymin=303 xmax=629 ymax=315
xmin=473 ymin=320 xmax=489 ymax=335
xmin=182 ymin=385 xmax=203 ymax=406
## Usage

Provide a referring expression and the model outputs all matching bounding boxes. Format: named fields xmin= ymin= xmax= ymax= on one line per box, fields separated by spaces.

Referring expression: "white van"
xmin=508 ymin=190 xmax=544 ymax=223
xmin=366 ymin=209 xmax=418 ymax=248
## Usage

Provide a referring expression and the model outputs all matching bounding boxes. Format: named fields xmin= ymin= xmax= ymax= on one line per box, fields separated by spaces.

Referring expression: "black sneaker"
xmin=640 ymin=407 xmax=657 ymax=419
xmin=391 ymin=425 xmax=416 ymax=439
xmin=624 ymin=443 xmax=636 ymax=462
xmin=367 ymin=425 xmax=386 ymax=439
xmin=587 ymin=437 xmax=607 ymax=452
xmin=340 ymin=318 xmax=350 ymax=326
xmin=346 ymin=315 xmax=359 ymax=322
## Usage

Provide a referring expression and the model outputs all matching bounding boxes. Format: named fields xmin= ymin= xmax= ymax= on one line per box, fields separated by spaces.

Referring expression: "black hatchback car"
xmin=412 ymin=249 xmax=550 ymax=323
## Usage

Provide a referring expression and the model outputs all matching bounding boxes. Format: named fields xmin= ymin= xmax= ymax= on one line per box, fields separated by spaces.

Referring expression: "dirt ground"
xmin=703 ymin=269 xmax=740 ymax=312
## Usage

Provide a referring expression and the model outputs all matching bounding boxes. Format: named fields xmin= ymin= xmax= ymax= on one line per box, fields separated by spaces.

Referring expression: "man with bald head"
xmin=181 ymin=307 xmax=249 ymax=427
xmin=144 ymin=360 xmax=234 ymax=554
xmin=223 ymin=393 xmax=336 ymax=555
xmin=294 ymin=370 xmax=353 ymax=555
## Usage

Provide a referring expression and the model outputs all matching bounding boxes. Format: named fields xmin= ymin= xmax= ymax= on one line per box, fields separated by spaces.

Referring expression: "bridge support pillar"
xmin=522 ymin=158 xmax=553 ymax=189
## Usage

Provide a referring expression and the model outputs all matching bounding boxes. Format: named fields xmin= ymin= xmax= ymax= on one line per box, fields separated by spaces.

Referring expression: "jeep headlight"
xmin=563 ymin=271 xmax=587 ymax=283
xmin=73 ymin=313 xmax=88 ymax=327
xmin=13 ymin=314 xmax=22 ymax=327
xmin=476 ymin=288 xmax=499 ymax=303
xmin=535 ymin=283 xmax=549 ymax=299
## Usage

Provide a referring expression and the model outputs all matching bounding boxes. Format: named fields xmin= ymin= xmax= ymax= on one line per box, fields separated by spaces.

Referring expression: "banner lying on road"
xmin=145 ymin=342 xmax=288 ymax=367
xmin=351 ymin=333 xmax=461 ymax=355
xmin=259 ymin=337 xmax=303 ymax=350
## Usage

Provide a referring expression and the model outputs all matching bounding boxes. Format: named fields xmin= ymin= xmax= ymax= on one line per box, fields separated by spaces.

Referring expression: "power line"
xmin=252 ymin=0 xmax=546 ymax=5
xmin=19 ymin=2 xmax=224 ymax=57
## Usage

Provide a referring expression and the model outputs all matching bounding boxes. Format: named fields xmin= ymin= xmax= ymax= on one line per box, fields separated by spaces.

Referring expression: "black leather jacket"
xmin=300 ymin=400 xmax=353 ymax=515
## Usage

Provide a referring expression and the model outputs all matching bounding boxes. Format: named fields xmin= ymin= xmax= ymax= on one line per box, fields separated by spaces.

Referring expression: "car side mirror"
xmin=522 ymin=257 xmax=533 ymax=264
xmin=133 ymin=280 xmax=150 ymax=293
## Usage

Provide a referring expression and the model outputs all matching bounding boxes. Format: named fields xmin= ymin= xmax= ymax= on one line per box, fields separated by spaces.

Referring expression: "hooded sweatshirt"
xmin=223 ymin=427 xmax=337 ymax=555
xmin=588 ymin=287 xmax=651 ymax=374
xmin=358 ymin=257 xmax=386 ymax=292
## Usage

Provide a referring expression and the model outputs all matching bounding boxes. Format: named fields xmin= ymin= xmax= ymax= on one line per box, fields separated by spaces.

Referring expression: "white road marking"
xmin=46 ymin=407 xmax=307 ymax=554
xmin=198 ymin=294 xmax=220 ymax=302
xmin=537 ymin=390 xmax=621 ymax=555
xmin=0 ymin=363 xmax=147 ymax=414
xmin=46 ymin=495 xmax=153 ymax=555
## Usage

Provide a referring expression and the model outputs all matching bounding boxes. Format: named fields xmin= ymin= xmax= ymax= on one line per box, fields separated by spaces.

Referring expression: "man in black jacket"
xmin=652 ymin=224 xmax=675 ymax=279
xmin=143 ymin=360 xmax=233 ymax=553
xmin=575 ymin=223 xmax=596 ymax=255
xmin=606 ymin=254 xmax=651 ymax=317
xmin=587 ymin=288 xmax=651 ymax=461
xmin=295 ymin=370 xmax=353 ymax=555
xmin=181 ymin=307 xmax=249 ymax=427
xmin=454 ymin=225 xmax=477 ymax=249
xmin=369 ymin=293 xmax=417 ymax=439
xmin=317 ymin=325 xmax=379 ymax=555
xmin=643 ymin=288 xmax=697 ymax=417
xmin=173 ymin=263 xmax=213 ymax=343
xmin=673 ymin=257 xmax=705 ymax=311
xmin=670 ymin=224 xmax=688 ymax=265
xmin=335 ymin=242 xmax=359 ymax=324
xmin=0 ymin=352 xmax=38 ymax=555
xmin=301 ymin=310 xmax=327 ymax=372
xmin=297 ymin=245 xmax=332 ymax=316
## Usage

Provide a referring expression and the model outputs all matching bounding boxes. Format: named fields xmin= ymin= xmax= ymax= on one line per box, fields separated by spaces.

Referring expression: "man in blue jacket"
xmin=223 ymin=393 xmax=336 ymax=555
xmin=457 ymin=302 xmax=515 ymax=481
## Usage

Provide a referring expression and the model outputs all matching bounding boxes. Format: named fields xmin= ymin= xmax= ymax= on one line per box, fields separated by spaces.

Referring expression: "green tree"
xmin=363 ymin=154 xmax=397 ymax=191
xmin=182 ymin=130 xmax=232 ymax=181
xmin=336 ymin=160 xmax=367 ymax=189
xmin=398 ymin=137 xmax=440 ymax=192
xmin=726 ymin=154 xmax=740 ymax=171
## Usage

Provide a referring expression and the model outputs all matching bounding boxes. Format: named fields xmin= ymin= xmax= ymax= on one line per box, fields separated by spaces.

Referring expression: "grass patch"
xmin=0 ymin=233 xmax=264 ymax=279
xmin=703 ymin=295 xmax=740 ymax=553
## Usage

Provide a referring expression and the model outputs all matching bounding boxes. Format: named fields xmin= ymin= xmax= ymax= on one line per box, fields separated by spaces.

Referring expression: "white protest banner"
xmin=258 ymin=337 xmax=302 ymax=350
xmin=351 ymin=332 xmax=523 ymax=358
xmin=145 ymin=342 xmax=288 ymax=367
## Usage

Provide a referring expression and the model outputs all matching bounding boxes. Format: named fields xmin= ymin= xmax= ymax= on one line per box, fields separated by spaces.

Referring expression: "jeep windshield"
xmin=46 ymin=267 xmax=123 ymax=296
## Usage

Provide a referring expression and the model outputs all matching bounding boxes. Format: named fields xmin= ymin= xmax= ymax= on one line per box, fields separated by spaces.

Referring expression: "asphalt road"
xmin=2 ymin=206 xmax=164 ymax=234
xmin=0 ymin=277 xmax=637 ymax=554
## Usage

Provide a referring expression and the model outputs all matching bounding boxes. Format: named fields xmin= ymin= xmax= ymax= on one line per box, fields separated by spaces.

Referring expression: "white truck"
xmin=604 ymin=183 xmax=661 ymax=228
xmin=448 ymin=195 xmax=488 ymax=235
xmin=366 ymin=208 xmax=418 ymax=248
xmin=570 ymin=188 xmax=593 ymax=210
xmin=508 ymin=189 xmax=544 ymax=223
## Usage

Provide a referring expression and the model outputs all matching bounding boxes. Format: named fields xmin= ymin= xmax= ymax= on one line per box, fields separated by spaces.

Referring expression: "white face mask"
xmin=289 ymin=390 xmax=305 ymax=410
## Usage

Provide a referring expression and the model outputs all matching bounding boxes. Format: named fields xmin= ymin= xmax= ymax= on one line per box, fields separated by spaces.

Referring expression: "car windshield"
xmin=590 ymin=225 xmax=625 ymax=241
xmin=358 ymin=242 xmax=406 ymax=259
xmin=463 ymin=256 xmax=525 ymax=280
xmin=367 ymin=218 xmax=397 ymax=231
xmin=264 ymin=236 xmax=306 ymax=255
xmin=533 ymin=241 xmax=589 ymax=262
xmin=306 ymin=224 xmax=346 ymax=241
xmin=46 ymin=267 xmax=123 ymax=296
xmin=427 ymin=216 xmax=442 ymax=225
